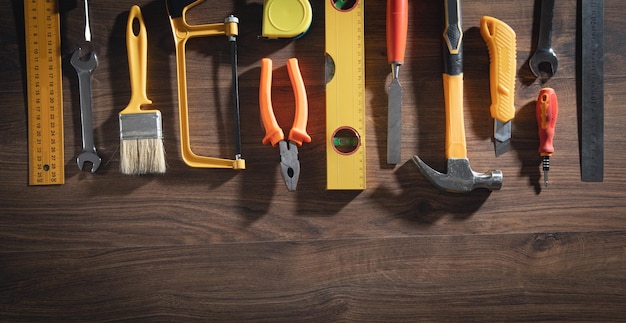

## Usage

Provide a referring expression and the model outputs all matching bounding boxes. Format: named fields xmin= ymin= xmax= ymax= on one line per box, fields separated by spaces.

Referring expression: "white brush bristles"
xmin=120 ymin=138 xmax=166 ymax=175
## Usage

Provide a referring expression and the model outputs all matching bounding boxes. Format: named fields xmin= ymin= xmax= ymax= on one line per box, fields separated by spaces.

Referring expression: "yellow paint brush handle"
xmin=480 ymin=16 xmax=516 ymax=123
xmin=123 ymin=5 xmax=152 ymax=114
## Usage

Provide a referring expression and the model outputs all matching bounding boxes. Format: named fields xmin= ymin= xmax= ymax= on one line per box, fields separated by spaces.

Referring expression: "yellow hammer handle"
xmin=443 ymin=74 xmax=466 ymax=159
xmin=443 ymin=0 xmax=467 ymax=159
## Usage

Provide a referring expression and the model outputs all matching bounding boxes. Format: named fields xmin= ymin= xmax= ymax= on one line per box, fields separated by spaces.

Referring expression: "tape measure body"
xmin=325 ymin=0 xmax=366 ymax=190
xmin=24 ymin=0 xmax=65 ymax=185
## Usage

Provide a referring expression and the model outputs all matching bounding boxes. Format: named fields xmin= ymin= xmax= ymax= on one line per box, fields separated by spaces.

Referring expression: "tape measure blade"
xmin=25 ymin=0 xmax=65 ymax=185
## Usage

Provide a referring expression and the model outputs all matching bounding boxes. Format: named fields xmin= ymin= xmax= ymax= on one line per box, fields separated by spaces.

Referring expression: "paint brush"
xmin=119 ymin=5 xmax=166 ymax=175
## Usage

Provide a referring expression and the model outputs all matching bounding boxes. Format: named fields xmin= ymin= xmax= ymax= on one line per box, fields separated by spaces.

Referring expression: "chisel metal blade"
xmin=494 ymin=119 xmax=511 ymax=157
xmin=387 ymin=74 xmax=402 ymax=164
xmin=386 ymin=0 xmax=408 ymax=165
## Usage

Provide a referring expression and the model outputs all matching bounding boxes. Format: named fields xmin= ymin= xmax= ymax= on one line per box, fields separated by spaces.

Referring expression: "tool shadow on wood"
xmin=407 ymin=1 xmax=443 ymax=171
xmin=511 ymin=100 xmax=543 ymax=194
xmin=463 ymin=26 xmax=492 ymax=144
xmin=370 ymin=161 xmax=492 ymax=223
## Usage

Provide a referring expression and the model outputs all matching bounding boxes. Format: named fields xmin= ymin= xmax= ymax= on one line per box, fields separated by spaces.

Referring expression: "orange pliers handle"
xmin=259 ymin=58 xmax=311 ymax=147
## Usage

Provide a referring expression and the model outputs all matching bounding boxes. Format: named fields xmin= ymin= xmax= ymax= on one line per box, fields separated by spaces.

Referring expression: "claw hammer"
xmin=412 ymin=0 xmax=502 ymax=193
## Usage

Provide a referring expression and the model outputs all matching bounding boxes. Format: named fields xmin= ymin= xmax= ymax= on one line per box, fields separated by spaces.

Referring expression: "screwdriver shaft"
xmin=84 ymin=0 xmax=92 ymax=42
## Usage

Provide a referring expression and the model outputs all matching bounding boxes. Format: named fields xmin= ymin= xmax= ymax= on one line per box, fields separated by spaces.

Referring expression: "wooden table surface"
xmin=2 ymin=0 xmax=626 ymax=321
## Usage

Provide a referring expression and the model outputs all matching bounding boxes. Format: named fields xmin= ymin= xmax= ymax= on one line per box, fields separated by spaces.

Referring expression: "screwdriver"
xmin=386 ymin=0 xmax=408 ymax=164
xmin=536 ymin=88 xmax=558 ymax=187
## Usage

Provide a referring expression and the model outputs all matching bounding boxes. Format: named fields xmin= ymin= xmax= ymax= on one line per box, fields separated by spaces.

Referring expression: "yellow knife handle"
xmin=480 ymin=16 xmax=516 ymax=123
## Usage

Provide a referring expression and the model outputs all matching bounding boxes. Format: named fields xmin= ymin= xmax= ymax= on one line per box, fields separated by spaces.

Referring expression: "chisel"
xmin=386 ymin=0 xmax=408 ymax=164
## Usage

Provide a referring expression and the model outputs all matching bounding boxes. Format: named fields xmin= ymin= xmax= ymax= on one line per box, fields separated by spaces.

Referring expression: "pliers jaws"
xmin=279 ymin=141 xmax=300 ymax=191
xmin=260 ymin=58 xmax=311 ymax=191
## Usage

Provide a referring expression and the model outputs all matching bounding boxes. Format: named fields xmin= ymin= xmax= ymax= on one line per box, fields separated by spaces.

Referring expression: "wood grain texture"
xmin=3 ymin=232 xmax=626 ymax=321
xmin=1 ymin=0 xmax=625 ymax=320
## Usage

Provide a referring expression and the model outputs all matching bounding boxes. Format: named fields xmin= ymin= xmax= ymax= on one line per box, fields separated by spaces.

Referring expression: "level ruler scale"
xmin=325 ymin=0 xmax=366 ymax=190
xmin=24 ymin=0 xmax=65 ymax=185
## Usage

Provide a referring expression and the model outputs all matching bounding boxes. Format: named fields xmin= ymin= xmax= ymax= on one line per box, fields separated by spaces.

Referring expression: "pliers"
xmin=260 ymin=58 xmax=311 ymax=191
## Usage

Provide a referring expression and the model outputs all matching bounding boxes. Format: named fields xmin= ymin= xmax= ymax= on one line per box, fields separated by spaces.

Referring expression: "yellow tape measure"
xmin=24 ymin=0 xmax=65 ymax=185
xmin=325 ymin=0 xmax=366 ymax=190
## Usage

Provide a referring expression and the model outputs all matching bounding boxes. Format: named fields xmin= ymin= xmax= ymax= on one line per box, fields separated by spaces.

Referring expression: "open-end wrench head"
xmin=77 ymin=151 xmax=101 ymax=173
xmin=529 ymin=49 xmax=558 ymax=79
xmin=70 ymin=48 xmax=98 ymax=73
xmin=412 ymin=156 xmax=503 ymax=193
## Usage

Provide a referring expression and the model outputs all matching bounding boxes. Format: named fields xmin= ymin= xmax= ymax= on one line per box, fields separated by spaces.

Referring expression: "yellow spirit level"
xmin=325 ymin=0 xmax=366 ymax=190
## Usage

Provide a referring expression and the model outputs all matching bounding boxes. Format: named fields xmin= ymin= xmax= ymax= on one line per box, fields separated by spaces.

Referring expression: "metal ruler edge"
xmin=24 ymin=0 xmax=65 ymax=185
xmin=325 ymin=0 xmax=366 ymax=190
xmin=580 ymin=0 xmax=604 ymax=182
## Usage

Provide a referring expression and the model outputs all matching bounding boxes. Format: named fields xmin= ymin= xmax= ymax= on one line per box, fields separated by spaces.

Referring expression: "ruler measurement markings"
xmin=581 ymin=0 xmax=604 ymax=182
xmin=325 ymin=1 xmax=366 ymax=189
xmin=25 ymin=0 xmax=64 ymax=185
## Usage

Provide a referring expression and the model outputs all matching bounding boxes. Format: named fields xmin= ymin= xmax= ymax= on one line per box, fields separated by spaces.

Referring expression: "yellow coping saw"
xmin=167 ymin=0 xmax=245 ymax=169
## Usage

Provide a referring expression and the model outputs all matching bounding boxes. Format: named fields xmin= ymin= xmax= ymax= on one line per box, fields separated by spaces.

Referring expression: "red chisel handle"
xmin=386 ymin=0 xmax=408 ymax=64
xmin=536 ymin=88 xmax=558 ymax=156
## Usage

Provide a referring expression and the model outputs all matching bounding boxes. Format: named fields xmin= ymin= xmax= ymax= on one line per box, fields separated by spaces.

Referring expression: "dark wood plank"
xmin=2 ymin=231 xmax=625 ymax=321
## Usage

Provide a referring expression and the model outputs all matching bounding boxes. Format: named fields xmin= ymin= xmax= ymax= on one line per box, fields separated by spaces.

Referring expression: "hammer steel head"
xmin=412 ymin=156 xmax=503 ymax=193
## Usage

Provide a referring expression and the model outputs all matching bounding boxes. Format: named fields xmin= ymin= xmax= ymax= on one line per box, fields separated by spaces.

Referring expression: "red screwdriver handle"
xmin=536 ymin=88 xmax=558 ymax=156
xmin=386 ymin=0 xmax=408 ymax=64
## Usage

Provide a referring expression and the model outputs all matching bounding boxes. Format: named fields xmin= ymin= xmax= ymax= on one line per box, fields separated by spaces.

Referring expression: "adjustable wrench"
xmin=529 ymin=0 xmax=558 ymax=79
xmin=70 ymin=48 xmax=102 ymax=173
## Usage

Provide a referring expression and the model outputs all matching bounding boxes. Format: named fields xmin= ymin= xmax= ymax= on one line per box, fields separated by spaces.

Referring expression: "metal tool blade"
xmin=387 ymin=64 xmax=402 ymax=164
xmin=494 ymin=120 xmax=511 ymax=157
xmin=581 ymin=0 xmax=604 ymax=182
xmin=228 ymin=18 xmax=243 ymax=161
xmin=83 ymin=0 xmax=92 ymax=42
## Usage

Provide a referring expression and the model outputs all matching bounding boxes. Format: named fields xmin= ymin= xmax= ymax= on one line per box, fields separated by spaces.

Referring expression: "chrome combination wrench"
xmin=71 ymin=49 xmax=101 ymax=173
xmin=529 ymin=0 xmax=558 ymax=79
xmin=70 ymin=0 xmax=101 ymax=172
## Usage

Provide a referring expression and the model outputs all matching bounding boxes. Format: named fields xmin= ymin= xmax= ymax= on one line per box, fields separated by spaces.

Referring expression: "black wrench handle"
xmin=537 ymin=0 xmax=555 ymax=50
